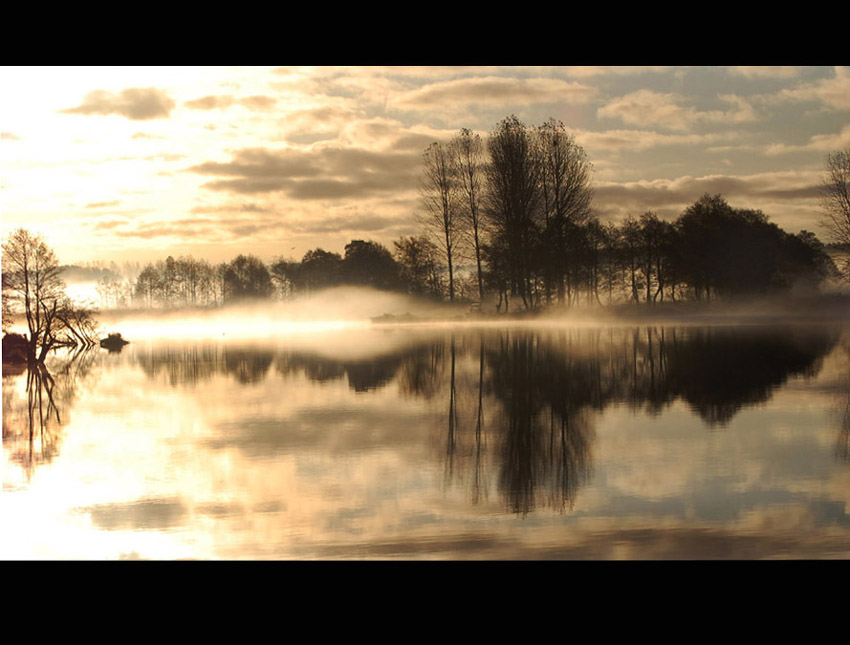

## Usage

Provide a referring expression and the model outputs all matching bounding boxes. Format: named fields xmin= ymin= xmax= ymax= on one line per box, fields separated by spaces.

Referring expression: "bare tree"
xmin=2 ymin=229 xmax=97 ymax=362
xmin=2 ymin=229 xmax=66 ymax=362
xmin=450 ymin=128 xmax=486 ymax=302
xmin=420 ymin=141 xmax=461 ymax=301
xmin=536 ymin=119 xmax=593 ymax=305
xmin=821 ymin=147 xmax=850 ymax=278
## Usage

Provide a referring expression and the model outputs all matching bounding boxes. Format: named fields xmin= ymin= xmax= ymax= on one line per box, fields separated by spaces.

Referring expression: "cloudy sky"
xmin=2 ymin=66 xmax=848 ymax=266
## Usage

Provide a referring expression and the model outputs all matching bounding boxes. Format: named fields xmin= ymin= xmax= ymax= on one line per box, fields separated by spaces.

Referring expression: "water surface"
xmin=3 ymin=321 xmax=849 ymax=559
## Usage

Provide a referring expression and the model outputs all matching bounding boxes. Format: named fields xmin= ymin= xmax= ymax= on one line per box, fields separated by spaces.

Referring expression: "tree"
xmin=821 ymin=147 xmax=850 ymax=278
xmin=269 ymin=257 xmax=299 ymax=299
xmin=450 ymin=128 xmax=486 ymax=302
xmin=485 ymin=115 xmax=543 ymax=310
xmin=420 ymin=141 xmax=461 ymax=301
xmin=222 ymin=254 xmax=272 ymax=302
xmin=536 ymin=119 xmax=593 ymax=305
xmin=2 ymin=229 xmax=96 ymax=362
xmin=343 ymin=239 xmax=402 ymax=290
xmin=299 ymin=248 xmax=342 ymax=293
xmin=394 ymin=235 xmax=444 ymax=298
xmin=133 ymin=264 xmax=160 ymax=307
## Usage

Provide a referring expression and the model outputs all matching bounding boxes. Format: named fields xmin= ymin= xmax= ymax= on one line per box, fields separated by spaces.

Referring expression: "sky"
xmin=2 ymin=65 xmax=849 ymax=267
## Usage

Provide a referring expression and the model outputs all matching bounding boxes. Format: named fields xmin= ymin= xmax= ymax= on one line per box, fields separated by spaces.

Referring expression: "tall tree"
xmin=420 ymin=141 xmax=461 ymax=301
xmin=485 ymin=115 xmax=542 ymax=310
xmin=821 ymin=147 xmax=850 ymax=278
xmin=450 ymin=128 xmax=486 ymax=302
xmin=536 ymin=119 xmax=593 ymax=305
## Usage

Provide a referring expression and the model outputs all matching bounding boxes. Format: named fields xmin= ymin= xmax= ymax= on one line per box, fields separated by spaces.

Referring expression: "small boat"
xmin=100 ymin=332 xmax=130 ymax=351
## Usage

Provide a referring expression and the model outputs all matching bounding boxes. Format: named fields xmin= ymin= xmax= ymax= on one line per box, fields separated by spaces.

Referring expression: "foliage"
xmin=222 ymin=254 xmax=273 ymax=302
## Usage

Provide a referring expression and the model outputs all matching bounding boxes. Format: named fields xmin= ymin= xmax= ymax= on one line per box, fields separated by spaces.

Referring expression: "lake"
xmin=3 ymin=318 xmax=849 ymax=560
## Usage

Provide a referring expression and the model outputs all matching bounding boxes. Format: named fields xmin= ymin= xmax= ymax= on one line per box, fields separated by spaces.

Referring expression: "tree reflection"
xmin=429 ymin=325 xmax=838 ymax=514
xmin=834 ymin=334 xmax=850 ymax=463
xmin=665 ymin=326 xmax=837 ymax=425
xmin=124 ymin=324 xmax=842 ymax=514
xmin=2 ymin=347 xmax=97 ymax=484
xmin=487 ymin=332 xmax=596 ymax=514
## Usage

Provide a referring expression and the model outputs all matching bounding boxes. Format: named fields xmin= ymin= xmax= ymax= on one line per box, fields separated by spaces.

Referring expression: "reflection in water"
xmin=834 ymin=337 xmax=850 ymax=463
xmin=2 ymin=347 xmax=98 ymax=488
xmin=3 ymin=322 xmax=849 ymax=559
xmin=122 ymin=324 xmax=843 ymax=514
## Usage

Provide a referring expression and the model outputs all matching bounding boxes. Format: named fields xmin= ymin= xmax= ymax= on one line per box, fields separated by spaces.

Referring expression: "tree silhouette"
xmin=393 ymin=235 xmax=444 ymax=299
xmin=485 ymin=116 xmax=543 ymax=311
xmin=222 ymin=254 xmax=272 ymax=302
xmin=450 ymin=128 xmax=487 ymax=302
xmin=821 ymin=147 xmax=850 ymax=279
xmin=2 ymin=229 xmax=98 ymax=363
xmin=343 ymin=239 xmax=402 ymax=291
xmin=420 ymin=141 xmax=461 ymax=301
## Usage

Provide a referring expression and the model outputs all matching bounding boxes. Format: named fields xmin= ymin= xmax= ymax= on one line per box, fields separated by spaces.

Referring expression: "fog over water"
xmin=97 ymin=287 xmax=466 ymax=340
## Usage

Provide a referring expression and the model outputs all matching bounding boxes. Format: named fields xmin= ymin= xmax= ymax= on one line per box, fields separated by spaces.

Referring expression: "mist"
xmin=95 ymin=286 xmax=473 ymax=354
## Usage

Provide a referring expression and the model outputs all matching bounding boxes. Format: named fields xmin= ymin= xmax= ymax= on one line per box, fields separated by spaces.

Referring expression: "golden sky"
xmin=2 ymin=66 xmax=849 ymax=265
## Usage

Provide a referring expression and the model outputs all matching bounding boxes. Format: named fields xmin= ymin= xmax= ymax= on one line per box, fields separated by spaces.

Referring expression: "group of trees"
xmin=2 ymin=229 xmax=98 ymax=364
xmin=270 ymin=239 xmax=405 ymax=297
xmin=418 ymin=116 xmax=596 ymax=310
xmin=415 ymin=117 xmax=845 ymax=311
xmin=128 ymin=240 xmax=409 ymax=309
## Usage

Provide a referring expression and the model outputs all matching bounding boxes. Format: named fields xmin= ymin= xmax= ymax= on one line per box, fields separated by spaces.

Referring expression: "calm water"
xmin=3 ymin=321 xmax=849 ymax=559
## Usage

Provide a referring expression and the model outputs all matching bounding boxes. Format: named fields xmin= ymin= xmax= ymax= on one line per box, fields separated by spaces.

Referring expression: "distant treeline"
xmin=126 ymin=240 xmax=410 ymax=309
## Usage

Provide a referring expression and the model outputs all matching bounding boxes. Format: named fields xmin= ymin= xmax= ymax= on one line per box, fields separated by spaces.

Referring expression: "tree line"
xmin=125 ymin=239 xmax=409 ymax=309
xmin=415 ymin=116 xmax=845 ymax=312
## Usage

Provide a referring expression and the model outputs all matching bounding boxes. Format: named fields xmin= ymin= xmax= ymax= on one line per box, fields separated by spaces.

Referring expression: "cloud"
xmin=561 ymin=66 xmax=675 ymax=78
xmin=390 ymin=76 xmax=597 ymax=112
xmin=593 ymin=170 xmax=823 ymax=222
xmin=61 ymin=87 xmax=175 ymax=120
xmin=278 ymin=107 xmax=362 ymax=142
xmin=131 ymin=131 xmax=165 ymax=140
xmin=238 ymin=95 xmax=277 ymax=110
xmin=191 ymin=202 xmax=271 ymax=215
xmin=728 ymin=66 xmax=803 ymax=79
xmin=1 ymin=131 xmax=21 ymax=141
xmin=576 ymin=128 xmax=739 ymax=153
xmin=775 ymin=66 xmax=850 ymax=111
xmin=598 ymin=90 xmax=758 ymax=131
xmin=185 ymin=94 xmax=277 ymax=111
xmin=92 ymin=218 xmax=129 ymax=231
xmin=185 ymin=95 xmax=235 ymax=110
xmin=190 ymin=145 xmax=421 ymax=199
xmin=85 ymin=200 xmax=122 ymax=209
xmin=765 ymin=123 xmax=850 ymax=155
